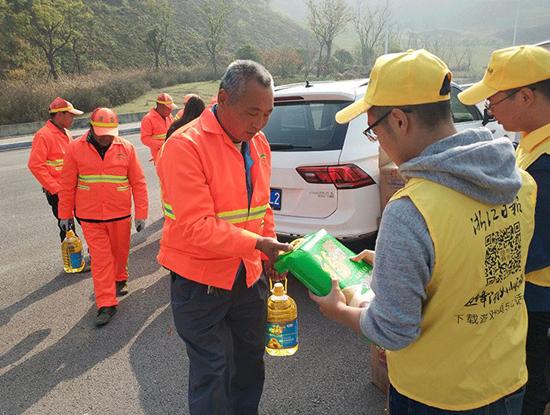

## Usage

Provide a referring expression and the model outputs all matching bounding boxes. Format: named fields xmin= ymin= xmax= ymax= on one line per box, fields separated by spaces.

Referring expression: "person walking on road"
xmin=459 ymin=45 xmax=550 ymax=415
xmin=28 ymin=97 xmax=87 ymax=247
xmin=173 ymin=93 xmax=201 ymax=122
xmin=166 ymin=94 xmax=205 ymax=139
xmin=310 ymin=49 xmax=537 ymax=414
xmin=140 ymin=92 xmax=176 ymax=164
xmin=59 ymin=108 xmax=149 ymax=327
xmin=156 ymin=60 xmax=291 ymax=415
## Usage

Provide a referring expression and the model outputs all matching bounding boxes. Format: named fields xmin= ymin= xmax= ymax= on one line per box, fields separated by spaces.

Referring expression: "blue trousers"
xmin=389 ymin=385 xmax=525 ymax=415
xmin=171 ymin=268 xmax=268 ymax=415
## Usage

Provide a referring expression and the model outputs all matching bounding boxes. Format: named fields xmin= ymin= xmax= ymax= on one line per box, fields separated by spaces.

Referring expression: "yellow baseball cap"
xmin=335 ymin=49 xmax=452 ymax=124
xmin=458 ymin=45 xmax=550 ymax=105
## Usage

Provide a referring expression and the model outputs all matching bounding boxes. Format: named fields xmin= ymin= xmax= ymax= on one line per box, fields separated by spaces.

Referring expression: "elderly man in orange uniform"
xmin=59 ymin=108 xmax=149 ymax=327
xmin=140 ymin=92 xmax=176 ymax=163
xmin=28 ymin=97 xmax=84 ymax=244
xmin=157 ymin=60 xmax=291 ymax=414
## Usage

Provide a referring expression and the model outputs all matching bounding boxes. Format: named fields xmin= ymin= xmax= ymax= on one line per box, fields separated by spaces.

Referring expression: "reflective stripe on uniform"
xmin=163 ymin=202 xmax=175 ymax=220
xmin=216 ymin=204 xmax=268 ymax=224
xmin=78 ymin=174 xmax=128 ymax=184
xmin=46 ymin=159 xmax=64 ymax=166
xmin=152 ymin=133 xmax=167 ymax=140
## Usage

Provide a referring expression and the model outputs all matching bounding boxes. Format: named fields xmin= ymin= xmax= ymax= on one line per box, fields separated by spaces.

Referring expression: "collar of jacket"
xmin=520 ymin=122 xmax=550 ymax=153
xmin=46 ymin=119 xmax=69 ymax=137
xmin=201 ymin=106 xmax=260 ymax=148
xmin=85 ymin=129 xmax=123 ymax=146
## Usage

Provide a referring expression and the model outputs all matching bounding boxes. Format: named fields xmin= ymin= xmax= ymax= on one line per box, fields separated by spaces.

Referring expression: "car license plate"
xmin=270 ymin=188 xmax=282 ymax=211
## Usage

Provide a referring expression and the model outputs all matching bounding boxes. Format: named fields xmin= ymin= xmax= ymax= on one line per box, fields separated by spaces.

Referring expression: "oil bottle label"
xmin=265 ymin=320 xmax=298 ymax=349
xmin=69 ymin=252 xmax=83 ymax=269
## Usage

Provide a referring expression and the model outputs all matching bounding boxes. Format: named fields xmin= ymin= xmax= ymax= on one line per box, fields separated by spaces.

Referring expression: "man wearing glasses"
xmin=459 ymin=45 xmax=550 ymax=415
xmin=309 ymin=49 xmax=537 ymax=414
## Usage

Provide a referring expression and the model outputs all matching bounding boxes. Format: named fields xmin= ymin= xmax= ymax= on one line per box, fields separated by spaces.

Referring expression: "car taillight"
xmin=296 ymin=164 xmax=376 ymax=189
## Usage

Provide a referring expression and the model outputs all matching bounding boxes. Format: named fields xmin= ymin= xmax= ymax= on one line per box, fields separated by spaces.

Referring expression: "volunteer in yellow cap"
xmin=460 ymin=44 xmax=550 ymax=415
xmin=310 ymin=49 xmax=537 ymax=414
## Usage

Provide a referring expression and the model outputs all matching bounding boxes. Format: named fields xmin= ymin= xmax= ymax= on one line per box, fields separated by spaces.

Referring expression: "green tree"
xmin=235 ymin=44 xmax=261 ymax=62
xmin=15 ymin=0 xmax=92 ymax=80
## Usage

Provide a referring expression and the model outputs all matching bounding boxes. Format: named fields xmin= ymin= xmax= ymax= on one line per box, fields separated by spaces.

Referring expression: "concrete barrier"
xmin=0 ymin=111 xmax=148 ymax=139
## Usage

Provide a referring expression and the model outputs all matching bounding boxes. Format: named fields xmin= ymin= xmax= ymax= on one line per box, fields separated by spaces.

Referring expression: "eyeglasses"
xmin=362 ymin=108 xmax=412 ymax=142
xmin=483 ymin=88 xmax=523 ymax=119
xmin=362 ymin=111 xmax=391 ymax=142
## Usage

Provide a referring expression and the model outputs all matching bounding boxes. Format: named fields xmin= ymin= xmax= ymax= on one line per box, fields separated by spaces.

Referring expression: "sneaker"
xmin=95 ymin=306 xmax=117 ymax=327
xmin=116 ymin=281 xmax=129 ymax=296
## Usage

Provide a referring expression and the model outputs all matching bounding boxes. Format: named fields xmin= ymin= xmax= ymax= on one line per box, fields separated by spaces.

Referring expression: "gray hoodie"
xmin=360 ymin=128 xmax=523 ymax=350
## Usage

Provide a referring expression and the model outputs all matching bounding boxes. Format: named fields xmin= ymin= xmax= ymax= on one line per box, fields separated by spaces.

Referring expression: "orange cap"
xmin=49 ymin=97 xmax=83 ymax=115
xmin=156 ymin=92 xmax=177 ymax=109
xmin=90 ymin=107 xmax=119 ymax=136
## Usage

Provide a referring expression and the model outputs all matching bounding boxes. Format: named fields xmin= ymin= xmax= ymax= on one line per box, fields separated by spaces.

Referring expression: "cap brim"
xmin=68 ymin=108 xmax=84 ymax=115
xmin=457 ymin=81 xmax=499 ymax=105
xmin=92 ymin=126 xmax=119 ymax=136
xmin=169 ymin=103 xmax=178 ymax=110
xmin=335 ymin=99 xmax=372 ymax=124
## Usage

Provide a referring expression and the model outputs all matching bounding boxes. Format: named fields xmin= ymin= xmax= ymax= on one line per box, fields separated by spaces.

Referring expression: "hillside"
xmin=271 ymin=0 xmax=550 ymax=46
xmin=0 ymin=0 xmax=312 ymax=77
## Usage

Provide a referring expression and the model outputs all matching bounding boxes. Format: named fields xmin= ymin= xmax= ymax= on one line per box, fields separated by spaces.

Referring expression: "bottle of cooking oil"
xmin=265 ymin=279 xmax=298 ymax=356
xmin=61 ymin=230 xmax=85 ymax=273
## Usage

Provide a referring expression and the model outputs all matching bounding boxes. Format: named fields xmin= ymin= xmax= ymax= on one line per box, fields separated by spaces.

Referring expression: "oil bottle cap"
xmin=272 ymin=282 xmax=285 ymax=296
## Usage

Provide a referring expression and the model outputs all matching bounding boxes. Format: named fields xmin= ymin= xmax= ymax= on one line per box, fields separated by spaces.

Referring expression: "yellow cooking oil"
xmin=61 ymin=230 xmax=85 ymax=273
xmin=265 ymin=279 xmax=298 ymax=356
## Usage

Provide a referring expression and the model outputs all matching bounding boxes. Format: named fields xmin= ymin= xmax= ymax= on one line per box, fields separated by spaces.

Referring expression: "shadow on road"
xmin=0 ymin=218 xmax=164 ymax=328
xmin=0 ymin=219 xmax=170 ymax=414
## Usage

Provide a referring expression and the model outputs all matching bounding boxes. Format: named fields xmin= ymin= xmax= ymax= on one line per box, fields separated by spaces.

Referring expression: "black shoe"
xmin=95 ymin=306 xmax=117 ymax=327
xmin=116 ymin=281 xmax=129 ymax=296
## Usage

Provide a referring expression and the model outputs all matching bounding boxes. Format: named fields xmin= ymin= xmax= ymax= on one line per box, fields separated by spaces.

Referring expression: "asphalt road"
xmin=0 ymin=134 xmax=386 ymax=415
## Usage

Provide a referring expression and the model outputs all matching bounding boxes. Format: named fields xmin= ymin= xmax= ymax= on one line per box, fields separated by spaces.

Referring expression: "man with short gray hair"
xmin=157 ymin=60 xmax=290 ymax=414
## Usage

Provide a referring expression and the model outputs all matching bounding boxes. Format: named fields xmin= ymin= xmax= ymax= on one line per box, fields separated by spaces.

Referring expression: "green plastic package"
xmin=274 ymin=229 xmax=373 ymax=297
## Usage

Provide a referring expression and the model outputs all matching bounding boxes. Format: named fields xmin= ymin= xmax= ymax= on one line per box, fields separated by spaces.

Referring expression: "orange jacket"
xmin=156 ymin=109 xmax=276 ymax=289
xmin=173 ymin=109 xmax=184 ymax=121
xmin=58 ymin=131 xmax=149 ymax=221
xmin=28 ymin=120 xmax=73 ymax=194
xmin=140 ymin=109 xmax=173 ymax=162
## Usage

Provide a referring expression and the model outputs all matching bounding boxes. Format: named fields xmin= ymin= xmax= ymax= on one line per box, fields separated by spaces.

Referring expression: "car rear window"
xmin=263 ymin=101 xmax=351 ymax=151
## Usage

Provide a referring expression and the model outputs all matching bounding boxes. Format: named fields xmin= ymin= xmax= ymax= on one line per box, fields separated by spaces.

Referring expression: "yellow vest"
xmin=516 ymin=123 xmax=550 ymax=287
xmin=386 ymin=170 xmax=536 ymax=410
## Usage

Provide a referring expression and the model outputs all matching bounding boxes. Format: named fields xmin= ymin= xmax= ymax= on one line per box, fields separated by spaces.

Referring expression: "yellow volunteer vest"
xmin=386 ymin=170 xmax=536 ymax=411
xmin=516 ymin=123 xmax=550 ymax=286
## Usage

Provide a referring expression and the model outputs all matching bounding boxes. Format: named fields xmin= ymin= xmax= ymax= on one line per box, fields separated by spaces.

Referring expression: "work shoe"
xmin=116 ymin=281 xmax=129 ymax=296
xmin=95 ymin=306 xmax=117 ymax=327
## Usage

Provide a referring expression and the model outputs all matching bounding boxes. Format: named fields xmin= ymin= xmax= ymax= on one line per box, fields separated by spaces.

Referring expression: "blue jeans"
xmin=389 ymin=385 xmax=525 ymax=415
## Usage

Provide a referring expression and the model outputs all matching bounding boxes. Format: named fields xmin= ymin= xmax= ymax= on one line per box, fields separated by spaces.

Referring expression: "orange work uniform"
xmin=59 ymin=132 xmax=148 ymax=308
xmin=140 ymin=108 xmax=173 ymax=162
xmin=28 ymin=120 xmax=72 ymax=195
xmin=156 ymin=108 xmax=275 ymax=290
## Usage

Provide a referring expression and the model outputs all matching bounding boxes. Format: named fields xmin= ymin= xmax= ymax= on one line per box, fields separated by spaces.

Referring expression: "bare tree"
xmin=354 ymin=1 xmax=391 ymax=70
xmin=201 ymin=0 xmax=233 ymax=76
xmin=306 ymin=0 xmax=351 ymax=77
xmin=140 ymin=0 xmax=173 ymax=70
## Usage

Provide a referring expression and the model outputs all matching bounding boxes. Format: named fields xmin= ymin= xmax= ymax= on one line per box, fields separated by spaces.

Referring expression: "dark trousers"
xmin=523 ymin=311 xmax=550 ymax=415
xmin=171 ymin=268 xmax=268 ymax=415
xmin=389 ymin=384 xmax=525 ymax=415
xmin=45 ymin=191 xmax=76 ymax=242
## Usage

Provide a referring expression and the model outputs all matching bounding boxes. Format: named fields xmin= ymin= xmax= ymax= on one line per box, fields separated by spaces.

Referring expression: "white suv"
xmin=263 ymin=79 xmax=507 ymax=242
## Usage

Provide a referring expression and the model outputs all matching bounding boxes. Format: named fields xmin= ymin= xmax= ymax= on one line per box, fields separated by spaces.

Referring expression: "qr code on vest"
xmin=484 ymin=222 xmax=521 ymax=286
